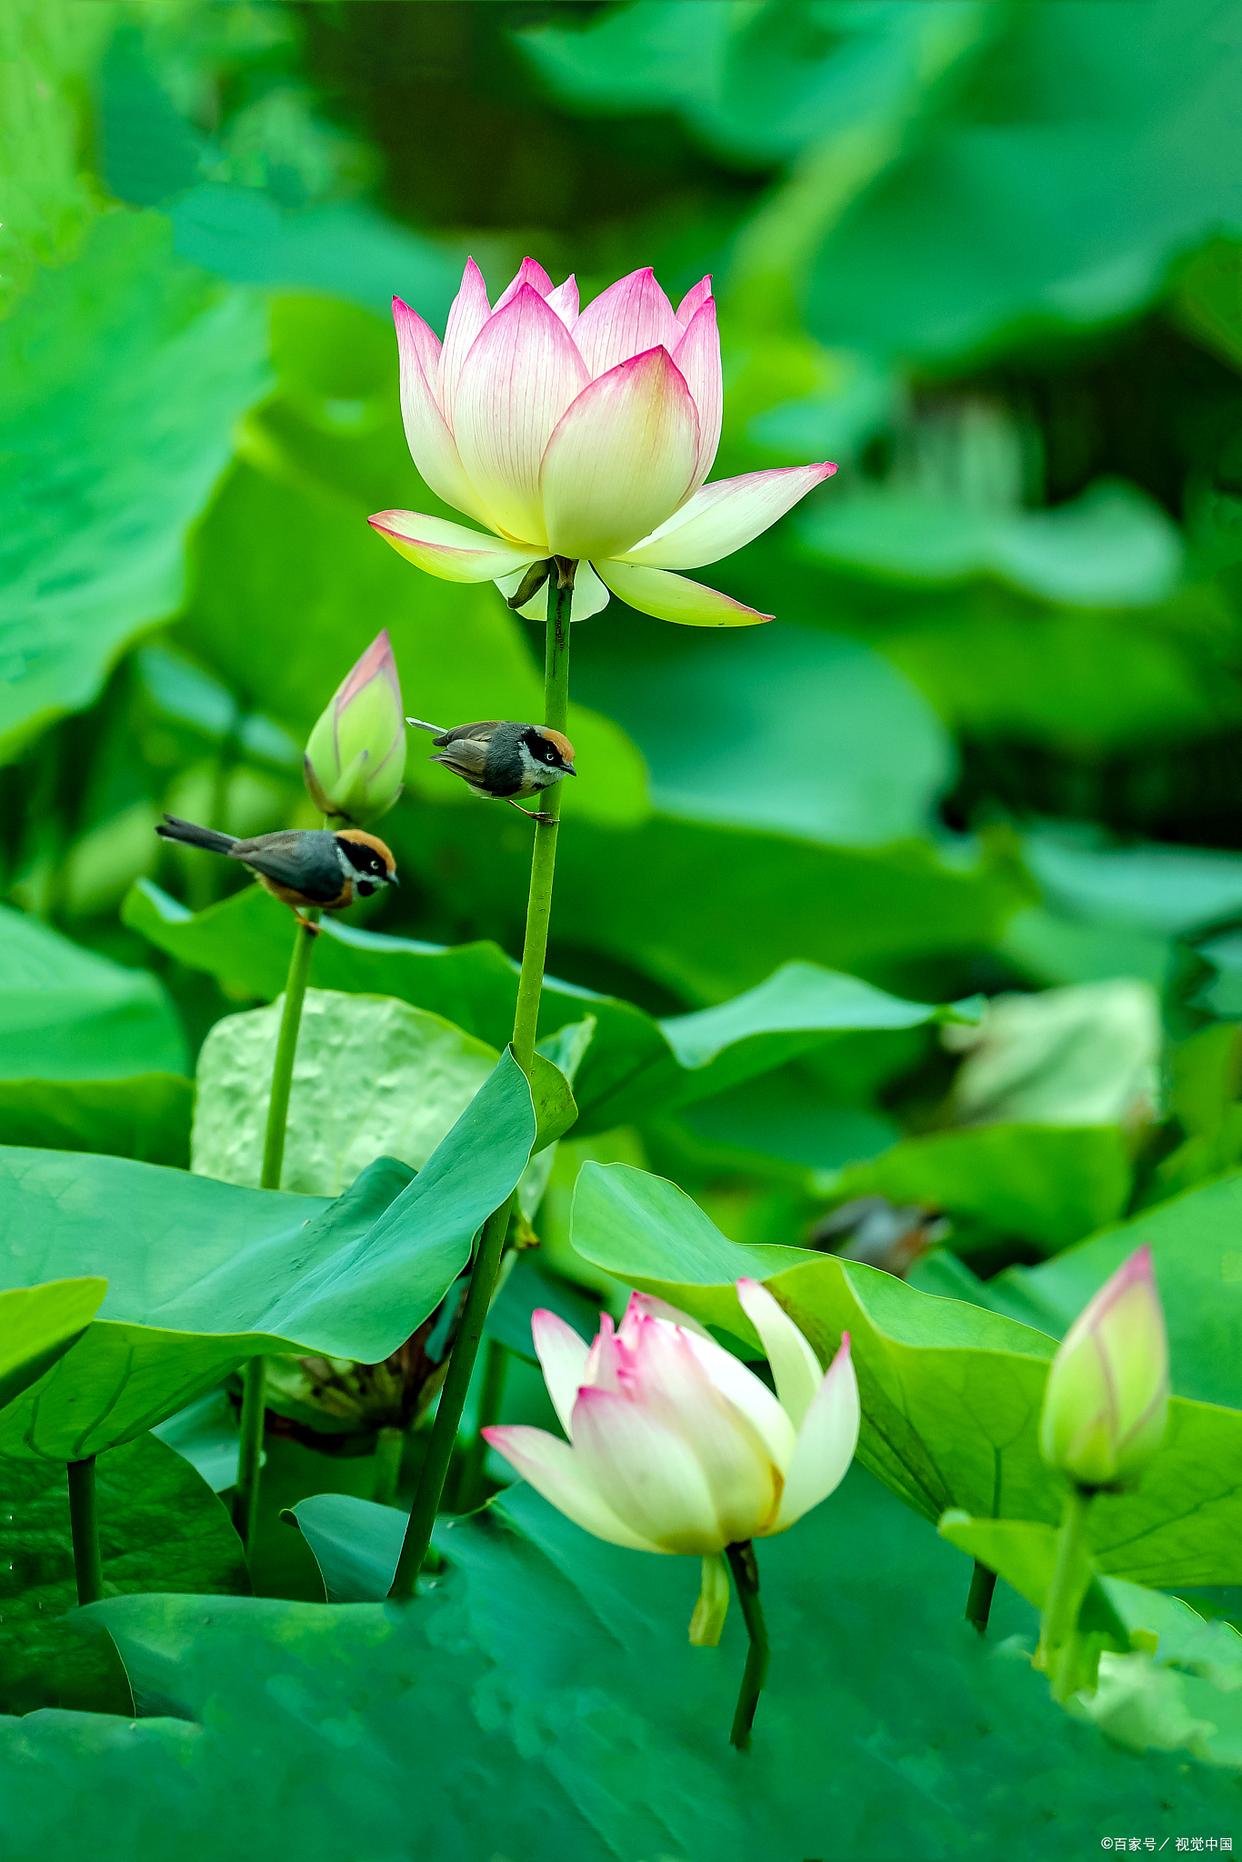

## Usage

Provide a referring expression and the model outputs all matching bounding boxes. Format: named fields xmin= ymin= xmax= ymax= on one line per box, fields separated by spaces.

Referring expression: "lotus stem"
xmin=233 ymin=909 xmax=320 ymax=1549
xmin=726 ymin=1541 xmax=769 ymax=1751
xmin=67 ymin=1455 xmax=103 ymax=1607
xmin=965 ymin=1558 xmax=998 ymax=1635
xmin=388 ymin=566 xmax=574 ymax=1599
xmin=1037 ymin=1483 xmax=1093 ymax=1700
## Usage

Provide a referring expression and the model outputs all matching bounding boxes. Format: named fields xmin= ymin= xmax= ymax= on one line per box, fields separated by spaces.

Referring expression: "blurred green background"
xmin=4 ymin=0 xmax=1242 ymax=1266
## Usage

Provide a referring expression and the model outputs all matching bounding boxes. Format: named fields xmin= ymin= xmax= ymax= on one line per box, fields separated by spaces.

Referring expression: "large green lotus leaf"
xmin=798 ymin=0 xmax=1236 ymax=363
xmin=399 ymin=808 xmax=1022 ymax=1003
xmin=0 ymin=1279 xmax=105 ymax=1412
xmin=0 ymin=1055 xmax=535 ymax=1460
xmin=572 ymin=616 xmax=955 ymax=845
xmin=0 ymin=1430 xmax=248 ymax=1714
xmin=981 ymin=1173 xmax=1242 ymax=1412
xmin=0 ymin=1075 xmax=192 ymax=1168
xmin=820 ymin=1123 xmax=1132 ymax=1253
xmin=191 ymin=987 xmax=573 ymax=1195
xmin=572 ymin=1163 xmax=1242 ymax=1588
xmin=0 ymin=906 xmax=190 ymax=1161
xmin=0 ymin=211 xmax=268 ymax=763
xmin=126 ymin=881 xmax=976 ymax=1135
xmin=0 ymin=908 xmax=183 ymax=1081
xmin=801 ymin=483 xmax=1182 ymax=608
xmin=7 ymin=1474 xmax=1234 ymax=1860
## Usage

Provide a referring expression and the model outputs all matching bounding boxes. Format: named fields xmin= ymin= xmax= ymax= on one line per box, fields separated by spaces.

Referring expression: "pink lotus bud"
xmin=369 ymin=259 xmax=836 ymax=626
xmin=1039 ymin=1245 xmax=1170 ymax=1490
xmin=304 ymin=630 xmax=406 ymax=826
xmin=484 ymin=1281 xmax=859 ymax=1571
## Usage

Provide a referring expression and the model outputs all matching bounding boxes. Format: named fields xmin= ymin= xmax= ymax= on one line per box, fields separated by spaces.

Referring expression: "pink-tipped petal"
xmin=672 ymin=299 xmax=722 ymax=490
xmin=393 ymin=299 xmax=487 ymax=523
xmin=736 ymin=1279 xmax=822 ymax=1430
xmin=584 ymin=1312 xmax=626 ymax=1392
xmin=621 ymin=1290 xmax=710 ymax=1340
xmin=492 ymin=256 xmax=555 ymax=313
xmin=545 ymin=276 xmax=580 ymax=327
xmin=531 ymin=1308 xmax=590 ymax=1439
xmin=620 ymin=463 xmax=836 ymax=571
xmin=439 ymin=256 xmax=492 ymax=418
xmin=495 ymin=559 xmax=611 ymax=621
xmin=541 ymin=347 xmax=699 ymax=560
xmin=772 ymin=1336 xmax=860 ymax=1532
xmin=571 ymin=1386 xmax=723 ymax=1555
xmin=594 ymin=560 xmax=773 ymax=627
xmin=453 ymin=284 xmax=590 ymax=546
xmin=573 ymin=267 xmax=681 ymax=378
xmin=625 ymin=1319 xmax=780 ymax=1544
xmin=675 ymin=275 xmax=713 ymax=325
xmin=368 ymin=511 xmax=540 ymax=583
xmin=483 ymin=1424 xmax=660 ymax=1551
xmin=393 ymin=295 xmax=441 ymax=376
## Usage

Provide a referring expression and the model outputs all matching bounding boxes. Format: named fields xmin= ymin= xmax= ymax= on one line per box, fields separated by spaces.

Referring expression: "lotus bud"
xmin=1039 ymin=1245 xmax=1169 ymax=1490
xmin=304 ymin=630 xmax=406 ymax=826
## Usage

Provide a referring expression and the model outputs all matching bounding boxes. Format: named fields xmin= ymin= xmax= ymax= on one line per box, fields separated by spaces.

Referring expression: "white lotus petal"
xmin=620 ymin=464 xmax=836 ymax=570
xmin=368 ymin=510 xmax=539 ymax=583
xmin=483 ymin=1424 xmax=660 ymax=1551
xmin=736 ymin=1278 xmax=822 ymax=1429
xmin=541 ymin=348 xmax=699 ymax=560
xmin=773 ymin=1338 xmax=860 ymax=1531
xmin=454 ymin=284 xmax=589 ymax=545
xmin=531 ymin=1308 xmax=590 ymax=1439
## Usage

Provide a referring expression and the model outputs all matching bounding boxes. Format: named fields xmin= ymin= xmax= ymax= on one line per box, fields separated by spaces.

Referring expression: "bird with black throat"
xmin=154 ymin=818 xmax=399 ymax=933
xmin=406 ymin=717 xmax=576 ymax=823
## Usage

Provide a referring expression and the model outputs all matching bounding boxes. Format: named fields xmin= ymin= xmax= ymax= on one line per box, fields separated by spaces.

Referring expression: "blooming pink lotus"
xmin=369 ymin=257 xmax=836 ymax=625
xmin=485 ymin=1280 xmax=858 ymax=1641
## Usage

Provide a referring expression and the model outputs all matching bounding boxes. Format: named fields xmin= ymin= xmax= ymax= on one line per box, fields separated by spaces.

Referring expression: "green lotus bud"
xmin=1039 ymin=1245 xmax=1169 ymax=1490
xmin=304 ymin=630 xmax=406 ymax=826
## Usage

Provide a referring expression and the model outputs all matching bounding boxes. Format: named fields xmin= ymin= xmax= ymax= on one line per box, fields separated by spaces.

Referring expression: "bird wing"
xmin=431 ymin=736 xmax=490 ymax=782
xmin=433 ymin=721 xmax=502 ymax=747
xmin=234 ymin=830 xmax=341 ymax=901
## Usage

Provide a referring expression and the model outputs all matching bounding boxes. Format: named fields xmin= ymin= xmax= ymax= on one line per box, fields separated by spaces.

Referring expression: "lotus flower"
xmin=485 ymin=1281 xmax=859 ymax=1639
xmin=369 ymin=258 xmax=836 ymax=625
xmin=304 ymin=629 xmax=406 ymax=826
xmin=1039 ymin=1245 xmax=1169 ymax=1490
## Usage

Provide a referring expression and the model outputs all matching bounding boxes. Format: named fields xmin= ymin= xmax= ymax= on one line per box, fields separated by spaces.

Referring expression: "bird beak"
xmin=564 ymin=765 xmax=577 ymax=777
xmin=389 ymin=872 xmax=400 ymax=887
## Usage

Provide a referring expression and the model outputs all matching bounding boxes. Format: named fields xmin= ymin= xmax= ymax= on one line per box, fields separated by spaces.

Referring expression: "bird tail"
xmin=155 ymin=815 xmax=238 ymax=855
xmin=405 ymin=717 xmax=446 ymax=737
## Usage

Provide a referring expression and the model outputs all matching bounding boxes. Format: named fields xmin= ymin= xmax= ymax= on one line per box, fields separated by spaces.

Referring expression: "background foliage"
xmin=3 ymin=1 xmax=1241 ymax=1854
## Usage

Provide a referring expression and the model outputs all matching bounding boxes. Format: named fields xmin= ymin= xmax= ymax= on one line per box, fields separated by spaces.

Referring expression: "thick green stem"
xmin=965 ymin=1559 xmax=998 ymax=1635
xmin=67 ymin=1456 xmax=103 ymax=1607
xmin=454 ymin=1336 xmax=509 ymax=1512
xmin=233 ymin=913 xmax=320 ymax=1547
xmin=725 ymin=1541 xmax=769 ymax=1751
xmin=1037 ymin=1483 xmax=1093 ymax=1700
xmin=388 ymin=568 xmax=574 ymax=1599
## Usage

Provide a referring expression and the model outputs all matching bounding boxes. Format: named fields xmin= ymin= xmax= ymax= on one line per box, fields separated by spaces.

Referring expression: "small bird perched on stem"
xmin=155 ymin=817 xmax=399 ymax=932
xmin=406 ymin=718 xmax=576 ymax=823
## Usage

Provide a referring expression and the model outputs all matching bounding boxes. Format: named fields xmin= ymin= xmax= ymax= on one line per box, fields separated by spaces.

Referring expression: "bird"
xmin=154 ymin=817 xmax=398 ymax=932
xmin=406 ymin=717 xmax=576 ymax=823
